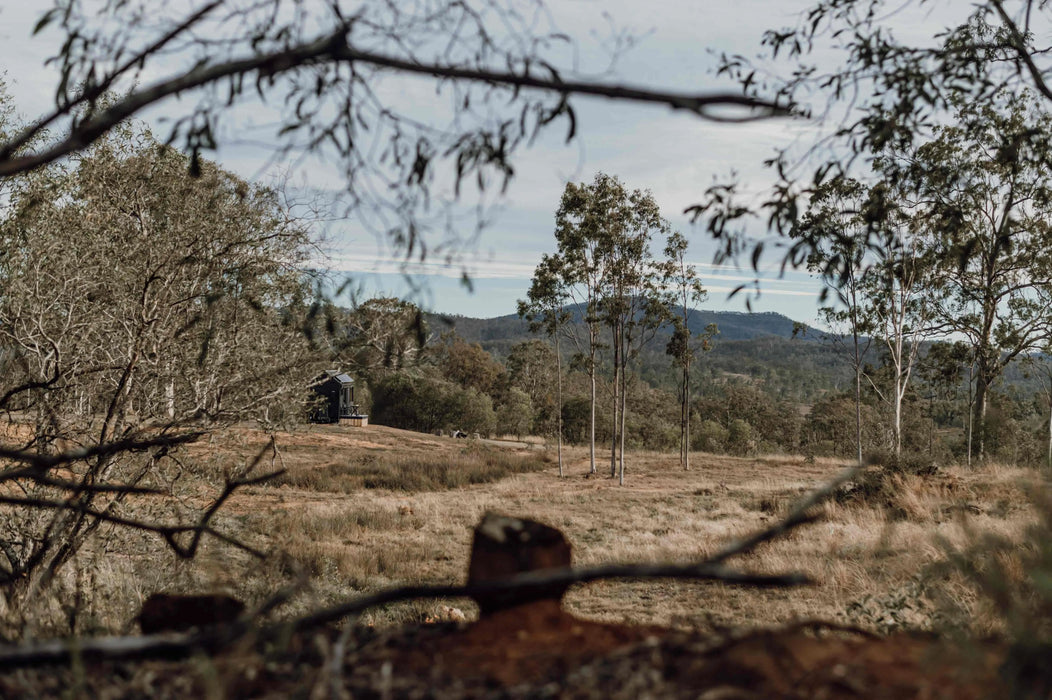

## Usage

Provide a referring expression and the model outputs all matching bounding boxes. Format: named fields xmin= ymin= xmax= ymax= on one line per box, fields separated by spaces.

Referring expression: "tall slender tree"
xmin=792 ymin=178 xmax=875 ymax=464
xmin=662 ymin=232 xmax=710 ymax=471
xmin=518 ymin=255 xmax=571 ymax=476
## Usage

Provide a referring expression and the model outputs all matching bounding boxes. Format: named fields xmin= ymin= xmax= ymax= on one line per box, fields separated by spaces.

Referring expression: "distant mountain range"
xmin=428 ymin=307 xmax=817 ymax=353
xmin=426 ymin=306 xmax=841 ymax=402
xmin=425 ymin=305 xmax=1046 ymax=405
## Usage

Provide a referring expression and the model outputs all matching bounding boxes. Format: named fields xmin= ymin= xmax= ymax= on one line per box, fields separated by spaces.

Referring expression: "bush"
xmin=496 ymin=388 xmax=533 ymax=438
xmin=836 ymin=449 xmax=938 ymax=508
xmin=693 ymin=419 xmax=729 ymax=453
xmin=727 ymin=419 xmax=756 ymax=456
xmin=369 ymin=372 xmax=496 ymax=436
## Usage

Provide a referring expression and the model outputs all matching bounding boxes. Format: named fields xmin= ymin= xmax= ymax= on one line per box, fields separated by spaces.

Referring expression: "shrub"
xmin=693 ymin=419 xmax=729 ymax=453
xmin=727 ymin=419 xmax=756 ymax=456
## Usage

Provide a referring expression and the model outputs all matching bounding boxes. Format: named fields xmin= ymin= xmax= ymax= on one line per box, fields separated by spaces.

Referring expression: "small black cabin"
xmin=309 ymin=370 xmax=364 ymax=424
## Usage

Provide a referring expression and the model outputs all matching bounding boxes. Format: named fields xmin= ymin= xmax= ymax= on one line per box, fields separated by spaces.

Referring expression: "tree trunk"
xmin=683 ymin=357 xmax=690 ymax=471
xmin=855 ymin=367 xmax=863 ymax=464
xmin=893 ymin=375 xmax=903 ymax=458
xmin=973 ymin=367 xmax=991 ymax=463
xmin=556 ymin=334 xmax=563 ymax=478
xmin=610 ymin=325 xmax=620 ymax=478
xmin=588 ymin=355 xmax=596 ymax=475
xmin=618 ymin=346 xmax=628 ymax=486
xmin=966 ymin=361 xmax=975 ymax=467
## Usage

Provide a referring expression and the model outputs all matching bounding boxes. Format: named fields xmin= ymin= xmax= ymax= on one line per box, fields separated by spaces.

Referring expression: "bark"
xmin=556 ymin=334 xmax=563 ymax=478
xmin=588 ymin=349 xmax=596 ymax=475
xmin=610 ymin=324 xmax=620 ymax=478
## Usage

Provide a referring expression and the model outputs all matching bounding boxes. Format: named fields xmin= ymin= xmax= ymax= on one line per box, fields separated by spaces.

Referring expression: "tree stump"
xmin=467 ymin=513 xmax=571 ymax=615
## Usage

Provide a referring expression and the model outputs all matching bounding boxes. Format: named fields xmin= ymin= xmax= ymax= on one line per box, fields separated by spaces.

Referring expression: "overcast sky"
xmin=0 ymin=1 xmax=956 ymax=323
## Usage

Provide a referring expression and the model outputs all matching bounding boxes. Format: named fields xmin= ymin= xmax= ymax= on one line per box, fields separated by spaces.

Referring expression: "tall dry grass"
xmin=5 ymin=423 xmax=1046 ymax=643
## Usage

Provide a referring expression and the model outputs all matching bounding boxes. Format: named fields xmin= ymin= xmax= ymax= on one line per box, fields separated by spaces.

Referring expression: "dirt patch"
xmin=0 ymin=609 xmax=1010 ymax=698
xmin=399 ymin=599 xmax=665 ymax=686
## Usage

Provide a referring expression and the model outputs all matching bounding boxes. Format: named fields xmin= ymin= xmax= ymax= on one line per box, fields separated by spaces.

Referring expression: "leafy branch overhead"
xmin=697 ymin=1 xmax=1052 ymax=279
xmin=1 ymin=0 xmax=789 ymax=265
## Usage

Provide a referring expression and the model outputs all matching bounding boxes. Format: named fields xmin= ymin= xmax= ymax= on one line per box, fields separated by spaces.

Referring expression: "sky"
xmin=0 ymin=1 xmax=957 ymax=324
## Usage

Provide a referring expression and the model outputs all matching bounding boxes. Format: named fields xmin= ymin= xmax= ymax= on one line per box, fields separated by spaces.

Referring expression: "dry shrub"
xmin=836 ymin=451 xmax=939 ymax=515
xmin=921 ymin=483 xmax=1052 ymax=696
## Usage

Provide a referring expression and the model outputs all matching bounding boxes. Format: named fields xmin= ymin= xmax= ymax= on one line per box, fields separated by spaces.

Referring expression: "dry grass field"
xmin=4 ymin=421 xmax=1050 ymax=697
xmin=41 ymin=421 xmax=1036 ymax=643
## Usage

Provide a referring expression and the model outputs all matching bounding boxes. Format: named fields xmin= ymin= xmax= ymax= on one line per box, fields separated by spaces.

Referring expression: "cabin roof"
xmin=324 ymin=369 xmax=354 ymax=385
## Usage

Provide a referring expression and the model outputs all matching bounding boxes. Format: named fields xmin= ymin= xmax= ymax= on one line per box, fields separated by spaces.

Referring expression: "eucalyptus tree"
xmin=536 ymin=173 xmax=673 ymax=483
xmin=545 ymin=177 xmax=619 ymax=475
xmin=517 ymin=258 xmax=571 ymax=475
xmin=661 ymin=232 xmax=710 ymax=471
xmin=901 ymin=93 xmax=1052 ymax=460
xmin=857 ymin=181 xmax=937 ymax=457
xmin=792 ymin=178 xmax=875 ymax=464
xmin=592 ymin=178 xmax=671 ymax=484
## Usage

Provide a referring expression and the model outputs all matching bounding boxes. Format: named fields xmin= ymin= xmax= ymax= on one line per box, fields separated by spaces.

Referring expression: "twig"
xmin=0 ymin=27 xmax=789 ymax=177
xmin=0 ymin=462 xmax=857 ymax=669
xmin=707 ymin=461 xmax=863 ymax=565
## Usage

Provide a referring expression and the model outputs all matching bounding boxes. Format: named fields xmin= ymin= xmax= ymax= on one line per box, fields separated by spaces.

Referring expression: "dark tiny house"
xmin=310 ymin=370 xmax=366 ymax=424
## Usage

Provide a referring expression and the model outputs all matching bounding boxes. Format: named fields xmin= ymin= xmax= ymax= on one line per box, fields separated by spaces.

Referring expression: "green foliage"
xmin=505 ymin=339 xmax=559 ymax=435
xmin=693 ymin=420 xmax=729 ymax=453
xmin=726 ymin=419 xmax=756 ymax=457
xmin=496 ymin=387 xmax=533 ymax=438
xmin=694 ymin=382 xmax=801 ymax=453
xmin=434 ymin=334 xmax=508 ymax=397
xmin=561 ymin=397 xmax=595 ymax=445
xmin=369 ymin=372 xmax=496 ymax=437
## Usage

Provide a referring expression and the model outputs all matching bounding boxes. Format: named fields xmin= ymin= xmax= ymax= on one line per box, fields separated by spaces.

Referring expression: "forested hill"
xmin=429 ymin=307 xmax=814 ymax=352
xmin=427 ymin=307 xmax=844 ymax=402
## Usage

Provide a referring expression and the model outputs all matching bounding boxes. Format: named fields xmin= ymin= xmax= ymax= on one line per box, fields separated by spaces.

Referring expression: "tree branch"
xmin=0 ymin=461 xmax=859 ymax=669
xmin=990 ymin=0 xmax=1052 ymax=105
xmin=0 ymin=26 xmax=789 ymax=177
xmin=2 ymin=1 xmax=224 ymax=160
xmin=0 ymin=432 xmax=203 ymax=474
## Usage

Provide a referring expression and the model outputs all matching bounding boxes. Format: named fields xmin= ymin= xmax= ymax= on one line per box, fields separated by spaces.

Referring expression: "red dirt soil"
xmin=361 ymin=600 xmax=1009 ymax=698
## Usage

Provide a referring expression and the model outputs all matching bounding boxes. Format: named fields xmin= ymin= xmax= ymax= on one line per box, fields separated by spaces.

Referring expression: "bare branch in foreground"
xmin=0 ymin=438 xmax=283 ymax=562
xmin=707 ymin=461 xmax=864 ymax=565
xmin=0 ymin=432 xmax=204 ymax=474
xmin=0 ymin=564 xmax=804 ymax=669
xmin=0 ymin=26 xmax=790 ymax=177
xmin=0 ymin=462 xmax=856 ymax=669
